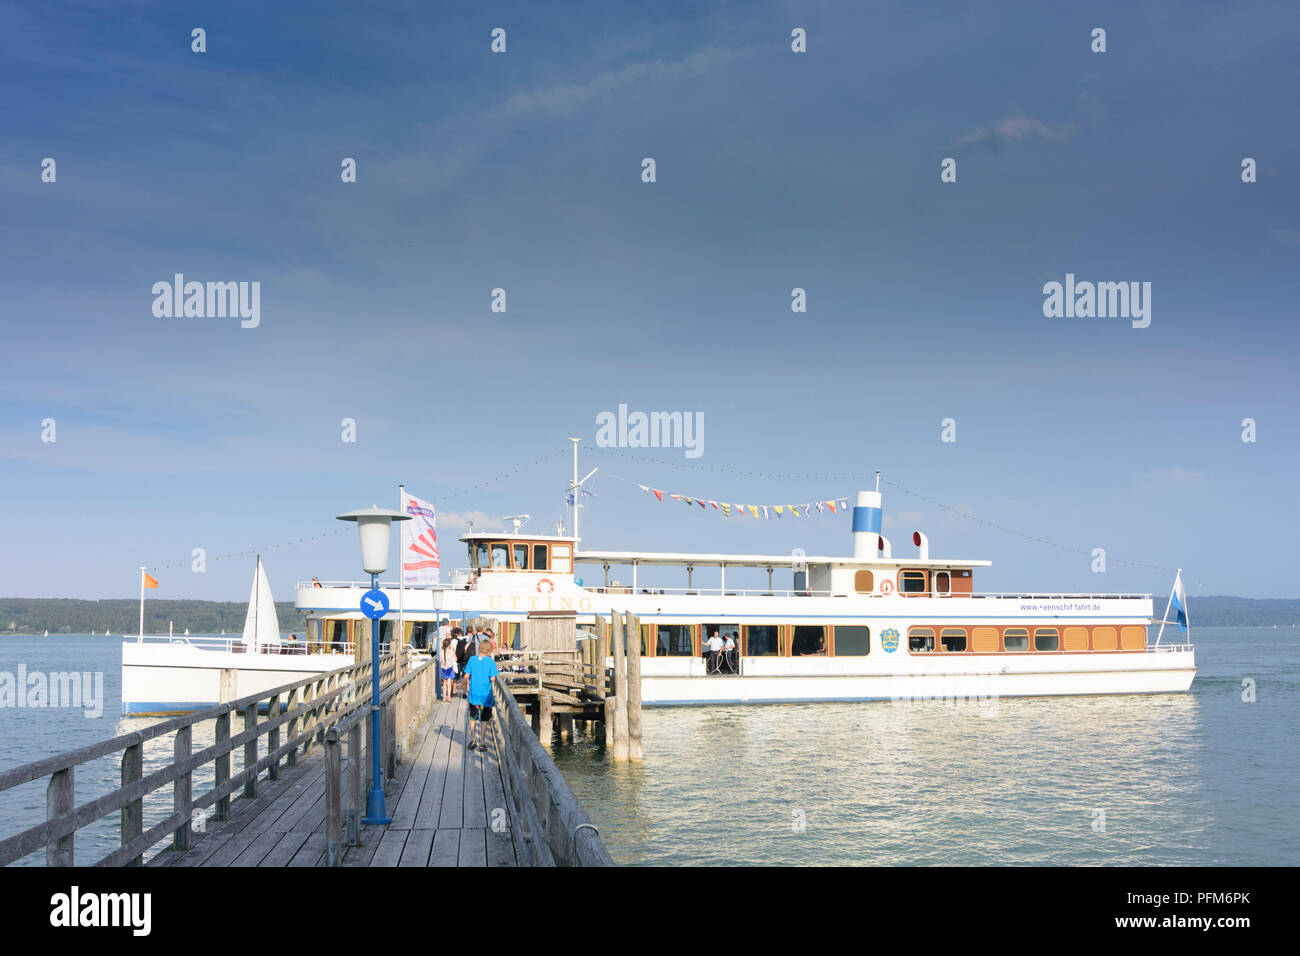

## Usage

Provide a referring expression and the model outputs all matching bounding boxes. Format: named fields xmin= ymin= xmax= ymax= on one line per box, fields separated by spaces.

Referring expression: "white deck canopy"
xmin=574 ymin=549 xmax=991 ymax=569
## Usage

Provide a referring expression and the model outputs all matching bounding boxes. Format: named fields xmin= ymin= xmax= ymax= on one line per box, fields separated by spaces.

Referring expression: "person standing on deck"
xmin=454 ymin=627 xmax=471 ymax=697
xmin=722 ymin=631 xmax=736 ymax=674
xmin=707 ymin=629 xmax=723 ymax=674
xmin=440 ymin=635 xmax=458 ymax=701
xmin=464 ymin=640 xmax=500 ymax=752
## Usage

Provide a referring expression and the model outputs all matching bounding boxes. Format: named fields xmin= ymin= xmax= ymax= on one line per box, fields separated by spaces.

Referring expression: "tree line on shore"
xmin=1 ymin=598 xmax=309 ymax=635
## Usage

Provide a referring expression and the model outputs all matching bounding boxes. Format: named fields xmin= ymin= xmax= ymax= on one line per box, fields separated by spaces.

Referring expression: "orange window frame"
xmin=907 ymin=626 xmax=936 ymax=654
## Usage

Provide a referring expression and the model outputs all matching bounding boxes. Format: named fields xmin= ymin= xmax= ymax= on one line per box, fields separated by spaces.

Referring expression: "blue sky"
xmin=1 ymin=0 xmax=1297 ymax=601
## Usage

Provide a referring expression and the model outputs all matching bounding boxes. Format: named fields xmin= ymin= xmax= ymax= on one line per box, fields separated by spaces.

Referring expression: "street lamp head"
xmin=336 ymin=505 xmax=411 ymax=575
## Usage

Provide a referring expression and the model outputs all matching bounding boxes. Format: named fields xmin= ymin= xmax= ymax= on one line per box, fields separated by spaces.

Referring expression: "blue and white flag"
xmin=1170 ymin=571 xmax=1188 ymax=632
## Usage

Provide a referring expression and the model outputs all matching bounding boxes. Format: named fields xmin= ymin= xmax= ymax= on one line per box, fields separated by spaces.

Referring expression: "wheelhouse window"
xmin=791 ymin=626 xmax=826 ymax=656
xmin=656 ymin=624 xmax=694 ymax=657
xmin=551 ymin=544 xmax=572 ymax=574
xmin=473 ymin=542 xmax=489 ymax=570
xmin=745 ymin=625 xmax=780 ymax=656
xmin=939 ymin=628 xmax=967 ymax=652
xmin=512 ymin=544 xmax=529 ymax=570
xmin=1034 ymin=627 xmax=1059 ymax=651
xmin=1003 ymin=627 xmax=1030 ymax=652
xmin=834 ymin=625 xmax=870 ymax=656
xmin=908 ymin=627 xmax=935 ymax=653
xmin=532 ymin=544 xmax=549 ymax=571
xmin=854 ymin=570 xmax=874 ymax=594
xmin=900 ymin=570 xmax=928 ymax=594
xmin=490 ymin=543 xmax=509 ymax=569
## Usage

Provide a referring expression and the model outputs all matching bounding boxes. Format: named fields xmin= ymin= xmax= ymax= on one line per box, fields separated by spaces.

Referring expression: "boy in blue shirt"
xmin=463 ymin=640 xmax=500 ymax=751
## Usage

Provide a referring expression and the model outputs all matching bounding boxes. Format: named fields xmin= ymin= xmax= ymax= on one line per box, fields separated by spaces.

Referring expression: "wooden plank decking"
xmin=149 ymin=698 xmax=518 ymax=867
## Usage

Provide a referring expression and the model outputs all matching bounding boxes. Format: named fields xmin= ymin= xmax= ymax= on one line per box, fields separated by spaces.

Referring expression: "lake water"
xmin=1 ymin=627 xmax=1297 ymax=865
xmin=550 ymin=626 xmax=1299 ymax=865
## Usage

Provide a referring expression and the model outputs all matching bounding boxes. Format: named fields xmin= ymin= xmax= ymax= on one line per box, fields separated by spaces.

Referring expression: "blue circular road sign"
xmin=360 ymin=588 xmax=390 ymax=620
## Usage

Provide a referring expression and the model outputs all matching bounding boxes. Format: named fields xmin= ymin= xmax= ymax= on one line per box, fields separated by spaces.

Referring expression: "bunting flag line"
xmin=634 ymin=483 xmax=850 ymax=519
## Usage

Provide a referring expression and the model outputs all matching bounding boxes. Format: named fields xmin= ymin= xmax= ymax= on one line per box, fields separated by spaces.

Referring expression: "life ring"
xmin=537 ymin=578 xmax=555 ymax=594
xmin=879 ymin=579 xmax=895 ymax=595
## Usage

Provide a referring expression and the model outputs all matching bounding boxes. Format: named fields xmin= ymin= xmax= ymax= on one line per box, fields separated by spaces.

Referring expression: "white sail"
xmin=241 ymin=557 xmax=281 ymax=653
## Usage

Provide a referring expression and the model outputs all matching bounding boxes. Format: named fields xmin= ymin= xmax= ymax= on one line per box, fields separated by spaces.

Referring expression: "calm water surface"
xmin=2 ymin=628 xmax=1297 ymax=865
xmin=551 ymin=627 xmax=1299 ymax=865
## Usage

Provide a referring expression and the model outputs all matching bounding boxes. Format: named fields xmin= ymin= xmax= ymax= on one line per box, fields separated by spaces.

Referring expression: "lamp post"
xmin=337 ymin=504 xmax=410 ymax=826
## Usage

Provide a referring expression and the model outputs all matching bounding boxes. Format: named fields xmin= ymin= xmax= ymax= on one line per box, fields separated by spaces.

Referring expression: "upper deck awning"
xmin=574 ymin=549 xmax=991 ymax=569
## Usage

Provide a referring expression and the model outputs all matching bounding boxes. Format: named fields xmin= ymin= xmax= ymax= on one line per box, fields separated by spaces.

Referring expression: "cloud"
xmin=500 ymin=45 xmax=749 ymax=119
xmin=439 ymin=510 xmax=501 ymax=532
xmin=957 ymin=109 xmax=1075 ymax=153
xmin=1136 ymin=467 xmax=1207 ymax=494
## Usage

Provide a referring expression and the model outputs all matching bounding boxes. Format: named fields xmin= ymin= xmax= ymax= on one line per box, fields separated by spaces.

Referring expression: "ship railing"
xmin=588 ymin=587 xmax=1153 ymax=600
xmin=296 ymin=580 xmax=464 ymax=590
xmin=128 ymin=634 xmax=385 ymax=656
xmin=0 ymin=646 xmax=435 ymax=867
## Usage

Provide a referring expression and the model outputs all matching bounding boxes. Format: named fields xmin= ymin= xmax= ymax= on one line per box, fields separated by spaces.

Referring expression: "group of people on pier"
xmin=437 ymin=619 xmax=499 ymax=751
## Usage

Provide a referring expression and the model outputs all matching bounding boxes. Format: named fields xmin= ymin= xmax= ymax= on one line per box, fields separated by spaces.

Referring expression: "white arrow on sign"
xmin=365 ymin=597 xmax=384 ymax=611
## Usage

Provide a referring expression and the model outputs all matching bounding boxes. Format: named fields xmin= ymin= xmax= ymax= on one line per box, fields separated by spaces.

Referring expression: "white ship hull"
xmin=636 ymin=648 xmax=1196 ymax=706
xmin=121 ymin=640 xmax=352 ymax=715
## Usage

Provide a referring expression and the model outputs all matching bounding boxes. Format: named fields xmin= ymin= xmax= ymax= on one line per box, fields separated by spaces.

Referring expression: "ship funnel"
xmin=852 ymin=490 xmax=883 ymax=559
xmin=913 ymin=531 xmax=929 ymax=561
xmin=877 ymin=535 xmax=891 ymax=558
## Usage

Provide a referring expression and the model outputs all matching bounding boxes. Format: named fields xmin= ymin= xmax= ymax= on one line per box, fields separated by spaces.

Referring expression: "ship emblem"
xmin=880 ymin=628 xmax=900 ymax=653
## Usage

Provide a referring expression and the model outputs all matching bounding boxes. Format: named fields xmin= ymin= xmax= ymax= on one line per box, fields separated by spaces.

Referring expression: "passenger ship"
xmin=294 ymin=488 xmax=1196 ymax=706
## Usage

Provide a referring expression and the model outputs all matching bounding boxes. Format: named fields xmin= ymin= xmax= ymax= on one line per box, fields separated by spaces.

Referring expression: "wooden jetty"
xmin=0 ymin=641 xmax=617 ymax=867
xmin=498 ymin=610 xmax=644 ymax=762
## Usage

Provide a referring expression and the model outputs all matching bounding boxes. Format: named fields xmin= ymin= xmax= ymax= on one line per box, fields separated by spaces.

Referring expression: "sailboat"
xmin=122 ymin=555 xmax=344 ymax=715
xmin=242 ymin=554 xmax=282 ymax=653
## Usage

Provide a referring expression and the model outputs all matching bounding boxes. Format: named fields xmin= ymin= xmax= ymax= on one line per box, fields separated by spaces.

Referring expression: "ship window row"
xmin=468 ymin=542 xmax=571 ymax=574
xmin=906 ymin=625 xmax=1147 ymax=654
xmin=642 ymin=623 xmax=871 ymax=658
xmin=853 ymin=569 xmax=975 ymax=595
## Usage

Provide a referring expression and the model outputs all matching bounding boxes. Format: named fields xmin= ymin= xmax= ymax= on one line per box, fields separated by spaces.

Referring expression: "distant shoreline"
xmin=2 ymin=595 xmax=1297 ymax=633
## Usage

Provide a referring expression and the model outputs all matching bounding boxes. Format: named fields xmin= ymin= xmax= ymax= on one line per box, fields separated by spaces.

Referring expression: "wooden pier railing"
xmin=490 ymin=675 xmax=614 ymax=867
xmin=0 ymin=648 xmax=433 ymax=867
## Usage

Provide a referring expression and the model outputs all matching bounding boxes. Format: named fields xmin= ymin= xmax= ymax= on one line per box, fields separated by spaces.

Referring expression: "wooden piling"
xmin=173 ymin=724 xmax=192 ymax=850
xmin=214 ymin=710 xmax=230 ymax=822
xmin=46 ymin=767 xmax=73 ymax=866
xmin=242 ymin=703 xmax=258 ymax=798
xmin=120 ymin=742 xmax=142 ymax=866
xmin=538 ymin=693 xmax=553 ymax=748
xmin=611 ymin=612 xmax=630 ymax=762
xmin=324 ymin=728 xmax=341 ymax=867
xmin=284 ymin=688 xmax=299 ymax=768
xmin=346 ymin=723 xmax=362 ymax=846
xmin=595 ymin=615 xmax=609 ymax=692
xmin=267 ymin=693 xmax=280 ymax=781
xmin=626 ymin=612 xmax=644 ymax=762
